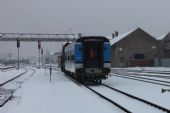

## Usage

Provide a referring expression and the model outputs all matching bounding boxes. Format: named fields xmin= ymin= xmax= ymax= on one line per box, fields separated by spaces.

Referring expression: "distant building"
xmin=157 ymin=32 xmax=170 ymax=57
xmin=54 ymin=52 xmax=62 ymax=67
xmin=156 ymin=32 xmax=170 ymax=66
xmin=109 ymin=28 xmax=162 ymax=67
xmin=44 ymin=51 xmax=61 ymax=64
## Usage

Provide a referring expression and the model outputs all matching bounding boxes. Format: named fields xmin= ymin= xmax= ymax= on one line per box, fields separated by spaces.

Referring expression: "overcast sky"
xmin=0 ymin=0 xmax=170 ymax=58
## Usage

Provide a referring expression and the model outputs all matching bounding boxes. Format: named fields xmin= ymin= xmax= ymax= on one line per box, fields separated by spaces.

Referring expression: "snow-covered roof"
xmin=109 ymin=29 xmax=135 ymax=46
xmin=156 ymin=34 xmax=167 ymax=40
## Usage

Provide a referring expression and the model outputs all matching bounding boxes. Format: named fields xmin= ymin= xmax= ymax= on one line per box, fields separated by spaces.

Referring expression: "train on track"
xmin=60 ymin=36 xmax=111 ymax=83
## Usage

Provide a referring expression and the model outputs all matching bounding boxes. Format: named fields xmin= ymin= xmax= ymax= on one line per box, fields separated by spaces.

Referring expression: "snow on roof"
xmin=109 ymin=29 xmax=135 ymax=46
xmin=156 ymin=34 xmax=167 ymax=40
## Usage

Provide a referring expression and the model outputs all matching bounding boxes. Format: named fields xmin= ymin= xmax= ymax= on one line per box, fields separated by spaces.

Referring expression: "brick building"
xmin=110 ymin=28 xmax=163 ymax=67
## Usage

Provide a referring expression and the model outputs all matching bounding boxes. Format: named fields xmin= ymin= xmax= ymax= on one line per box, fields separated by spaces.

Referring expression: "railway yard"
xmin=0 ymin=66 xmax=169 ymax=113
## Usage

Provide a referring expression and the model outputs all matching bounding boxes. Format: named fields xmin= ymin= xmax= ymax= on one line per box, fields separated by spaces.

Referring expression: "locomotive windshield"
xmin=83 ymin=41 xmax=103 ymax=68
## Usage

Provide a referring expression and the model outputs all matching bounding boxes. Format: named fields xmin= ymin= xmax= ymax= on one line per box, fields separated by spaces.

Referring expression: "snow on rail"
xmin=0 ymin=88 xmax=13 ymax=107
xmin=0 ymin=69 xmax=25 ymax=84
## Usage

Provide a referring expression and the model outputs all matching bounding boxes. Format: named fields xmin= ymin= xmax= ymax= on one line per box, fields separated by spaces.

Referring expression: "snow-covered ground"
xmin=105 ymin=72 xmax=170 ymax=109
xmin=0 ymin=68 xmax=123 ymax=113
xmin=0 ymin=67 xmax=170 ymax=113
xmin=0 ymin=69 xmax=25 ymax=84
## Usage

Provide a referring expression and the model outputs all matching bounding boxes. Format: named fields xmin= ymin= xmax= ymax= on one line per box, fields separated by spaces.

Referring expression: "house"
xmin=109 ymin=28 xmax=162 ymax=67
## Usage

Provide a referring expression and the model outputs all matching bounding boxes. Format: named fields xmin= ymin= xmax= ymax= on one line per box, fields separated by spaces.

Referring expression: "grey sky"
xmin=0 ymin=0 xmax=170 ymax=58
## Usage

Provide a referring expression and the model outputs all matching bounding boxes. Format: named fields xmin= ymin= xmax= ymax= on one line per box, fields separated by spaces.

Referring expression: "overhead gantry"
xmin=0 ymin=33 xmax=76 ymax=42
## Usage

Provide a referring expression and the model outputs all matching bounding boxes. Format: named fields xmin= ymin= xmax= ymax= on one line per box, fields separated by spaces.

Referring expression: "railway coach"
xmin=61 ymin=36 xmax=111 ymax=83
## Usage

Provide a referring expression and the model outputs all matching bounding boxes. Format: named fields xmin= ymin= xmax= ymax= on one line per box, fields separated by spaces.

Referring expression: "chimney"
xmin=115 ymin=31 xmax=118 ymax=37
xmin=112 ymin=33 xmax=115 ymax=38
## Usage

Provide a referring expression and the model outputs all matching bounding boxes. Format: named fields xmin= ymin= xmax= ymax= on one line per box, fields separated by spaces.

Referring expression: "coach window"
xmin=79 ymin=47 xmax=82 ymax=51
xmin=71 ymin=55 xmax=74 ymax=60
xmin=68 ymin=56 xmax=70 ymax=60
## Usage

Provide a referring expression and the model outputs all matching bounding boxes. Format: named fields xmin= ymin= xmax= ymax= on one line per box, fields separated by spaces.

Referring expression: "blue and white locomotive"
xmin=61 ymin=36 xmax=111 ymax=83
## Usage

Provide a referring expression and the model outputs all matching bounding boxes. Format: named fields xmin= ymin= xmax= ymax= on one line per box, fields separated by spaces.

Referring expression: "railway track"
xmin=84 ymin=83 xmax=169 ymax=113
xmin=0 ymin=68 xmax=36 ymax=107
xmin=60 ymin=71 xmax=131 ymax=113
xmin=134 ymin=70 xmax=170 ymax=75
xmin=110 ymin=73 xmax=170 ymax=87
xmin=101 ymin=83 xmax=170 ymax=113
xmin=0 ymin=69 xmax=28 ymax=87
xmin=115 ymin=72 xmax=170 ymax=84
xmin=125 ymin=72 xmax=170 ymax=79
xmin=59 ymin=69 xmax=170 ymax=113
xmin=112 ymin=69 xmax=170 ymax=75
xmin=83 ymin=84 xmax=131 ymax=113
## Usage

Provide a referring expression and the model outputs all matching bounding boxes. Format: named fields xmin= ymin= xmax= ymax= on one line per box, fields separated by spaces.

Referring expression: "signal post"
xmin=17 ymin=38 xmax=20 ymax=70
xmin=38 ymin=41 xmax=41 ymax=68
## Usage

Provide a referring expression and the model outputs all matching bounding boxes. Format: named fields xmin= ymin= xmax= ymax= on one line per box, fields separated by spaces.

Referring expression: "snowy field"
xmin=0 ymin=67 xmax=170 ymax=113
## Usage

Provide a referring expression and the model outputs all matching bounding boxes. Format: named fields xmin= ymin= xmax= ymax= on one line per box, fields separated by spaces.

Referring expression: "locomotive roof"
xmin=76 ymin=36 xmax=109 ymax=42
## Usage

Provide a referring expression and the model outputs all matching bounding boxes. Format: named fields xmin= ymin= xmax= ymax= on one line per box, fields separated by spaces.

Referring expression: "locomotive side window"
xmin=71 ymin=55 xmax=74 ymax=60
xmin=79 ymin=47 xmax=82 ymax=51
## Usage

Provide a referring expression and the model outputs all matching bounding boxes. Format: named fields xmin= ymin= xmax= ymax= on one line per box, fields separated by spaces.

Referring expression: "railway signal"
xmin=16 ymin=38 xmax=20 ymax=69
xmin=41 ymin=49 xmax=43 ymax=65
xmin=17 ymin=38 xmax=20 ymax=48
xmin=38 ymin=41 xmax=41 ymax=68
xmin=41 ymin=49 xmax=43 ymax=55
xmin=38 ymin=41 xmax=41 ymax=49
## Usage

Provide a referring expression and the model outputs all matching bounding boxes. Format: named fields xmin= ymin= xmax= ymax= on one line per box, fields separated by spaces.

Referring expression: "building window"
xmin=152 ymin=45 xmax=156 ymax=49
xmin=119 ymin=47 xmax=123 ymax=52
xmin=134 ymin=54 xmax=144 ymax=59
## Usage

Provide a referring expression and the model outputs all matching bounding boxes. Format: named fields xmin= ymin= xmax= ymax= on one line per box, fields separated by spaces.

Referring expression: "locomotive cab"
xmin=76 ymin=36 xmax=111 ymax=82
xmin=62 ymin=36 xmax=111 ymax=83
xmin=83 ymin=40 xmax=103 ymax=74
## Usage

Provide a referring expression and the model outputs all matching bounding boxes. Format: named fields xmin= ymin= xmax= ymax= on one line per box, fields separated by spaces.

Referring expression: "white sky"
xmin=0 ymin=0 xmax=170 ymax=58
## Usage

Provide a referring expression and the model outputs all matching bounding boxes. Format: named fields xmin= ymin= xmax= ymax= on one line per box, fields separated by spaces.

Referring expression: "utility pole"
xmin=17 ymin=38 xmax=20 ymax=69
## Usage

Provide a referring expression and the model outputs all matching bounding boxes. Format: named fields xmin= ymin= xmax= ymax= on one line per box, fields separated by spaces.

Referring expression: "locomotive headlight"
xmin=75 ymin=64 xmax=83 ymax=68
xmin=104 ymin=63 xmax=111 ymax=67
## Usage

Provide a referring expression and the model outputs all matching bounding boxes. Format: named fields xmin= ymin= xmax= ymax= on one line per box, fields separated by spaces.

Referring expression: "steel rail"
xmin=83 ymin=84 xmax=132 ymax=113
xmin=0 ymin=69 xmax=28 ymax=87
xmin=114 ymin=72 xmax=170 ymax=84
xmin=102 ymin=83 xmax=170 ymax=113
xmin=110 ymin=73 xmax=170 ymax=87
